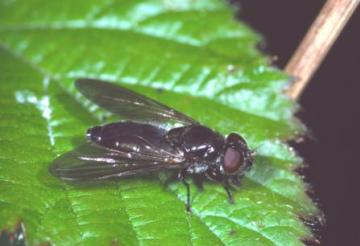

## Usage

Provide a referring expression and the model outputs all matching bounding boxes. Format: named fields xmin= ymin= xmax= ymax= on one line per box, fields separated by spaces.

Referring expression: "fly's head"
xmin=206 ymin=133 xmax=253 ymax=183
xmin=222 ymin=133 xmax=253 ymax=176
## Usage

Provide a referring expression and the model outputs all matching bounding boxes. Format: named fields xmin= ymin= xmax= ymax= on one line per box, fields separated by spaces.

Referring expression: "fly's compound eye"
xmin=223 ymin=147 xmax=243 ymax=174
xmin=223 ymin=133 xmax=252 ymax=175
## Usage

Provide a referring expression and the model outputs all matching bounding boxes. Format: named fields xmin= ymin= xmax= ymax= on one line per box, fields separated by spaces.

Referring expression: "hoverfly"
xmin=50 ymin=79 xmax=253 ymax=211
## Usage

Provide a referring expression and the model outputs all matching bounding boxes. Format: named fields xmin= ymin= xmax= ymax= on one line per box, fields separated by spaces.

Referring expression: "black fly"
xmin=49 ymin=79 xmax=253 ymax=211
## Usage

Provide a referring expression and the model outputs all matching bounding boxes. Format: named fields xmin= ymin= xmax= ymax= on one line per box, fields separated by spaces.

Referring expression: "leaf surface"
xmin=0 ymin=1 xmax=320 ymax=245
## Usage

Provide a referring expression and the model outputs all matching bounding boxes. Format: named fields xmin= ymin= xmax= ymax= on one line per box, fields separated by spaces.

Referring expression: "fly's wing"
xmin=49 ymin=143 xmax=185 ymax=182
xmin=86 ymin=122 xmax=185 ymax=163
xmin=75 ymin=78 xmax=196 ymax=126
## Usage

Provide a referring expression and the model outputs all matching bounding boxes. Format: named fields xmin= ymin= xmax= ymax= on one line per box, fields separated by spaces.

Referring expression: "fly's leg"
xmin=206 ymin=170 xmax=235 ymax=204
xmin=224 ymin=185 xmax=234 ymax=203
xmin=230 ymin=176 xmax=241 ymax=187
xmin=178 ymin=168 xmax=191 ymax=212
xmin=224 ymin=179 xmax=234 ymax=204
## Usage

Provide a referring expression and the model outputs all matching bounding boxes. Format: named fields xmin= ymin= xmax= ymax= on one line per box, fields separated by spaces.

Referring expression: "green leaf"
xmin=0 ymin=0 xmax=321 ymax=245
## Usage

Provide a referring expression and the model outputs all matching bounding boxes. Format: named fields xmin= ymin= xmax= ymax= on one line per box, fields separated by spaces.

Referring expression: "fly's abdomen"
xmin=87 ymin=122 xmax=164 ymax=148
xmin=86 ymin=121 xmax=184 ymax=162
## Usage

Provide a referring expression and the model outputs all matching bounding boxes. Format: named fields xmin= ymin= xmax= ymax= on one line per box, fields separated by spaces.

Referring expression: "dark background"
xmin=235 ymin=1 xmax=359 ymax=245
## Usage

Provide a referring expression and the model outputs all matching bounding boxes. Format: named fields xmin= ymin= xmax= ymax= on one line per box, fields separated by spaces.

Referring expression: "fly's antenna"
xmin=249 ymin=141 xmax=268 ymax=157
xmin=250 ymin=149 xmax=257 ymax=157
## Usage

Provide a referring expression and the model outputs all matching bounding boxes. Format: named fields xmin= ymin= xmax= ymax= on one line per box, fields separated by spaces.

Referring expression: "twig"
xmin=284 ymin=0 xmax=359 ymax=100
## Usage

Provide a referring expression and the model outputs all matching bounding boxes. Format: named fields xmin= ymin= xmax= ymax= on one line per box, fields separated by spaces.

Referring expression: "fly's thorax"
xmin=185 ymin=162 xmax=209 ymax=174
xmin=166 ymin=125 xmax=225 ymax=161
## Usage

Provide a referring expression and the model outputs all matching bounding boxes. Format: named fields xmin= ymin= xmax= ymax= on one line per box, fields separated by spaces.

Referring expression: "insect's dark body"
xmin=88 ymin=122 xmax=225 ymax=178
xmin=50 ymin=79 xmax=253 ymax=211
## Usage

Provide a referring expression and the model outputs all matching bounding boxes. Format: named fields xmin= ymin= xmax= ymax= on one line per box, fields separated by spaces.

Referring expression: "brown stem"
xmin=284 ymin=0 xmax=359 ymax=100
